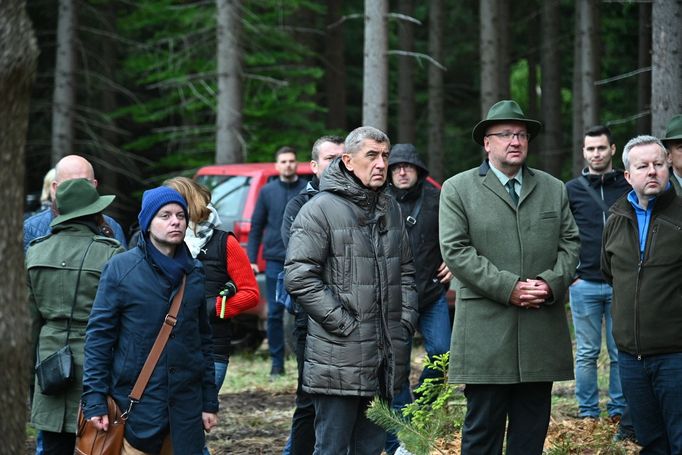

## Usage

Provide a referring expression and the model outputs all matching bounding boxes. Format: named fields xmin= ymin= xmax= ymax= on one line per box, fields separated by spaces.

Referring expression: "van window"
xmin=196 ymin=175 xmax=250 ymax=219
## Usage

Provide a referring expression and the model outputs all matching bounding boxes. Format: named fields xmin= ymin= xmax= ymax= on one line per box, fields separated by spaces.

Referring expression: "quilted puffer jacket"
xmin=284 ymin=157 xmax=418 ymax=400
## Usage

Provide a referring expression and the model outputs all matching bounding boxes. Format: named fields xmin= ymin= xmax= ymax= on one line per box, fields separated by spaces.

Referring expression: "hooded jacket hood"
xmin=388 ymin=144 xmax=429 ymax=179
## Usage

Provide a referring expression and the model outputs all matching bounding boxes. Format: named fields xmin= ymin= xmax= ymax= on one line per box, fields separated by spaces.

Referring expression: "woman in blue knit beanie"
xmin=82 ymin=185 xmax=219 ymax=454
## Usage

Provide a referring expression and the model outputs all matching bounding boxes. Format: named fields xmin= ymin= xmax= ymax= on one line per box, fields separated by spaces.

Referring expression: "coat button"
xmin=61 ymin=261 xmax=66 ymax=267
xmin=169 ymin=367 xmax=176 ymax=374
xmin=170 ymin=333 xmax=175 ymax=339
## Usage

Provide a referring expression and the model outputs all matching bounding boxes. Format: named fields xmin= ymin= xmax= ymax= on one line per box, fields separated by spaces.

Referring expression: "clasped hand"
xmin=510 ymin=279 xmax=550 ymax=309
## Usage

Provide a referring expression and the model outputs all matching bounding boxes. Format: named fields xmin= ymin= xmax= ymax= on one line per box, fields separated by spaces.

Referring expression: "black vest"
xmin=197 ymin=229 xmax=234 ymax=361
xmin=197 ymin=229 xmax=233 ymax=299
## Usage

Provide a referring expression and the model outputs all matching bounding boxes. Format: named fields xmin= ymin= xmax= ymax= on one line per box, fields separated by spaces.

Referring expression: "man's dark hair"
xmin=585 ymin=125 xmax=613 ymax=145
xmin=311 ymin=135 xmax=344 ymax=161
xmin=275 ymin=146 xmax=296 ymax=160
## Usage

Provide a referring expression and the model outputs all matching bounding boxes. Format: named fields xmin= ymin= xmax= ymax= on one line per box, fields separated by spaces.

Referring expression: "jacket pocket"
xmin=342 ymin=243 xmax=352 ymax=293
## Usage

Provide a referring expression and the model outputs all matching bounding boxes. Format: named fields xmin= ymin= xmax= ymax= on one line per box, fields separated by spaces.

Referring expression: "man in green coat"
xmin=439 ymin=100 xmax=580 ymax=455
xmin=661 ymin=114 xmax=682 ymax=195
xmin=26 ymin=178 xmax=124 ymax=454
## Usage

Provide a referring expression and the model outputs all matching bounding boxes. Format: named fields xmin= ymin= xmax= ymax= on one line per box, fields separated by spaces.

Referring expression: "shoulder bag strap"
xmin=126 ymin=274 xmax=187 ymax=405
xmin=578 ymin=176 xmax=611 ymax=213
xmin=405 ymin=190 xmax=425 ymax=228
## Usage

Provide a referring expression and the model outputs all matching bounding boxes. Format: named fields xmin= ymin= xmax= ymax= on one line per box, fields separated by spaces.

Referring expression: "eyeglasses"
xmin=486 ymin=131 xmax=531 ymax=142
xmin=391 ymin=163 xmax=416 ymax=173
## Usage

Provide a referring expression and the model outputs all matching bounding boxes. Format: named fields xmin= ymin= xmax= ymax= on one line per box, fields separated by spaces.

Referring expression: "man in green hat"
xmin=26 ymin=178 xmax=124 ymax=454
xmin=661 ymin=114 xmax=682 ymax=195
xmin=439 ymin=100 xmax=580 ymax=454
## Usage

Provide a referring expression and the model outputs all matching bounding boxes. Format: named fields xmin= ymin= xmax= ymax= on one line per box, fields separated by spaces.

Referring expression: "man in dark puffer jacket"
xmin=285 ymin=126 xmax=418 ymax=455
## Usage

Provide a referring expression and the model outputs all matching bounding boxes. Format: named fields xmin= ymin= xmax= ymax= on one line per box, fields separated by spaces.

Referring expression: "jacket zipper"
xmin=634 ymin=259 xmax=642 ymax=360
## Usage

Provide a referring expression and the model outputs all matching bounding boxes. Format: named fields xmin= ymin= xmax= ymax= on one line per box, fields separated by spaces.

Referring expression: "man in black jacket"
xmin=565 ymin=126 xmax=633 ymax=439
xmin=247 ymin=146 xmax=306 ymax=377
xmin=384 ymin=144 xmax=452 ymax=454
xmin=281 ymin=135 xmax=344 ymax=455
xmin=601 ymin=135 xmax=682 ymax=454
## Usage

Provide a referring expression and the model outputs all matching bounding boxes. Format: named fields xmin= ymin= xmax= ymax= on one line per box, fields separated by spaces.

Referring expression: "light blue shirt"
xmin=488 ymin=162 xmax=523 ymax=200
xmin=625 ymin=183 xmax=671 ymax=260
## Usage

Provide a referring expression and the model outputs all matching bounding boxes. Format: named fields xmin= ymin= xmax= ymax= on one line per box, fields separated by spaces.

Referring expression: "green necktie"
xmin=506 ymin=179 xmax=519 ymax=206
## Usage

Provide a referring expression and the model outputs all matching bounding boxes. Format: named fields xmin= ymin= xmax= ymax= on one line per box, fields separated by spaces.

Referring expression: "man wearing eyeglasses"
xmin=439 ymin=100 xmax=580 ymax=455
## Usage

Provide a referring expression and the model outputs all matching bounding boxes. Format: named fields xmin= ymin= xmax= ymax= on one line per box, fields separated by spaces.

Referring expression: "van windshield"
xmin=196 ymin=175 xmax=250 ymax=225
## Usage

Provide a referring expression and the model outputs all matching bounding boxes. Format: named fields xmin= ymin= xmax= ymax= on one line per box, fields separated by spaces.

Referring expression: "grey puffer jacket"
xmin=284 ymin=157 xmax=418 ymax=400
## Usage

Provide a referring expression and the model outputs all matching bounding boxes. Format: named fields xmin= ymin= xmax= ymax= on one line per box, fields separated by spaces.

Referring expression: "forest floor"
xmin=25 ymin=342 xmax=640 ymax=454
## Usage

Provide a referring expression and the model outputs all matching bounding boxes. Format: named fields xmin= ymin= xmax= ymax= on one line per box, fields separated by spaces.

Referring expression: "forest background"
xmin=1 ymin=1 xmax=681 ymax=450
xmin=20 ymin=0 xmax=682 ymax=230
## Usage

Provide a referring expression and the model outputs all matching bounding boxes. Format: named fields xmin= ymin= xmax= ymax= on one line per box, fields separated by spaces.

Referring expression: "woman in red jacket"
xmin=165 ymin=177 xmax=259 ymax=389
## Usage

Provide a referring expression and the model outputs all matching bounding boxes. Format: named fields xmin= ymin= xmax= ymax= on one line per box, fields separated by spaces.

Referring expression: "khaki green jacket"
xmin=26 ymin=223 xmax=123 ymax=433
xmin=439 ymin=162 xmax=580 ymax=384
xmin=670 ymin=173 xmax=682 ymax=195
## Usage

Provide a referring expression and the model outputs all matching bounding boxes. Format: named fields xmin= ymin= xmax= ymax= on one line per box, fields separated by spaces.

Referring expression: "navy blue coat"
xmin=82 ymin=238 xmax=218 ymax=454
xmin=247 ymin=178 xmax=307 ymax=264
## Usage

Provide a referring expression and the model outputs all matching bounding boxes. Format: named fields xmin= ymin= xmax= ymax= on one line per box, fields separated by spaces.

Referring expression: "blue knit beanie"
xmin=138 ymin=186 xmax=189 ymax=233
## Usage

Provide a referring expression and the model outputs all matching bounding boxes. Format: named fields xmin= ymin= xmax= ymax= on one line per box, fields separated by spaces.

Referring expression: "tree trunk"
xmin=363 ymin=0 xmax=389 ymax=130
xmin=527 ymin=11 xmax=539 ymax=121
xmin=427 ymin=0 xmax=444 ymax=183
xmin=480 ymin=0 xmax=500 ymax=116
xmin=497 ymin=0 xmax=510 ymax=99
xmin=579 ymin=0 xmax=599 ymax=132
xmin=51 ymin=0 xmax=77 ymax=165
xmin=325 ymin=0 xmax=346 ymax=130
xmin=637 ymin=2 xmax=651 ymax=135
xmin=215 ymin=0 xmax=244 ymax=164
xmin=541 ymin=0 xmax=562 ymax=177
xmin=0 ymin=0 xmax=38 ymax=450
xmin=397 ymin=0 xmax=415 ymax=144
xmin=651 ymin=0 xmax=682 ymax=137
xmin=572 ymin=0 xmax=584 ymax=176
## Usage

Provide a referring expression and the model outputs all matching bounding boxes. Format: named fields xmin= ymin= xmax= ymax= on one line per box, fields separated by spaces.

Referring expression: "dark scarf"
xmin=145 ymin=234 xmax=193 ymax=287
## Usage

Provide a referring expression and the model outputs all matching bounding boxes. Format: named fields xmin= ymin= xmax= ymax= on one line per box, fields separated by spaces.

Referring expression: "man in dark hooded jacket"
xmin=384 ymin=144 xmax=453 ymax=454
xmin=285 ymin=126 xmax=418 ymax=455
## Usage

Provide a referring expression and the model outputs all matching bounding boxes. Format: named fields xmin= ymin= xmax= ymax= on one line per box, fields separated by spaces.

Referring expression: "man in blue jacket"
xmin=247 ymin=147 xmax=306 ymax=377
xmin=565 ymin=125 xmax=634 ymax=440
xmin=82 ymin=186 xmax=218 ymax=454
xmin=24 ymin=155 xmax=126 ymax=251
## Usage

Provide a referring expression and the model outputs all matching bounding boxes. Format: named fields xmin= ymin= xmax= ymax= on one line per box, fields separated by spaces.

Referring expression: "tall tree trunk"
xmin=541 ymin=0 xmax=562 ymax=177
xmin=497 ymin=0 xmax=510 ymax=99
xmin=0 ymin=0 xmax=38 ymax=450
xmin=427 ymin=0 xmax=444 ymax=182
xmin=572 ymin=0 xmax=584 ymax=176
xmin=579 ymin=0 xmax=599 ymax=132
xmin=637 ymin=2 xmax=651 ymax=135
xmin=51 ymin=0 xmax=77 ymax=165
xmin=397 ymin=0 xmax=415 ymax=144
xmin=527 ymin=11 xmax=539 ymax=121
xmin=363 ymin=0 xmax=388 ymax=130
xmin=325 ymin=0 xmax=346 ymax=130
xmin=651 ymin=0 xmax=682 ymax=137
xmin=215 ymin=0 xmax=244 ymax=164
xmin=480 ymin=0 xmax=500 ymax=116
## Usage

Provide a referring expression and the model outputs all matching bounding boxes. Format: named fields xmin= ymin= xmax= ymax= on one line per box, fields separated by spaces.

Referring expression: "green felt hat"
xmin=50 ymin=178 xmax=115 ymax=227
xmin=661 ymin=114 xmax=682 ymax=146
xmin=472 ymin=100 xmax=542 ymax=146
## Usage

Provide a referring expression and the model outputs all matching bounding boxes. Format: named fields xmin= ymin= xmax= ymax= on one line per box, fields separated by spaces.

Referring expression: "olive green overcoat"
xmin=439 ymin=161 xmax=580 ymax=384
xmin=26 ymin=223 xmax=123 ymax=433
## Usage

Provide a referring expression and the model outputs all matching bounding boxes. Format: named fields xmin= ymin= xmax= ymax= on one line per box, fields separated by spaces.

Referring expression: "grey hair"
xmin=311 ymin=135 xmax=344 ymax=161
xmin=622 ymin=135 xmax=667 ymax=170
xmin=344 ymin=126 xmax=390 ymax=155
